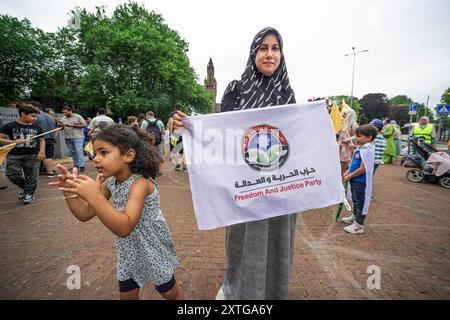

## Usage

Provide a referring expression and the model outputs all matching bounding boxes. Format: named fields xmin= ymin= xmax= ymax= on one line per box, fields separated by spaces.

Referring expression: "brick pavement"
xmin=0 ymin=155 xmax=449 ymax=300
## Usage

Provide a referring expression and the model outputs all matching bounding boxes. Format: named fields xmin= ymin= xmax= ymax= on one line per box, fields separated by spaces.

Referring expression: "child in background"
xmin=50 ymin=124 xmax=184 ymax=300
xmin=370 ymin=119 xmax=387 ymax=174
xmin=341 ymin=124 xmax=377 ymax=234
xmin=0 ymin=103 xmax=45 ymax=204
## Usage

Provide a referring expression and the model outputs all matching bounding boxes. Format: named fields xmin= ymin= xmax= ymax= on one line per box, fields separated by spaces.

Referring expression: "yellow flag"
xmin=330 ymin=101 xmax=343 ymax=134
xmin=84 ymin=140 xmax=94 ymax=158
xmin=0 ymin=143 xmax=17 ymax=164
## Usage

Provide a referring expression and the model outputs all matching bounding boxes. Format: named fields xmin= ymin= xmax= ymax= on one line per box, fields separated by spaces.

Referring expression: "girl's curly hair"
xmin=93 ymin=124 xmax=161 ymax=179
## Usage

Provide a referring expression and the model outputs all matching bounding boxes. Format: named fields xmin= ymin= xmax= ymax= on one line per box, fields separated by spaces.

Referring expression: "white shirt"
xmin=88 ymin=114 xmax=115 ymax=134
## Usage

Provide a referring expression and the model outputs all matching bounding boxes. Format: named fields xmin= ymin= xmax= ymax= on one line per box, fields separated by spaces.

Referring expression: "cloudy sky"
xmin=1 ymin=0 xmax=449 ymax=108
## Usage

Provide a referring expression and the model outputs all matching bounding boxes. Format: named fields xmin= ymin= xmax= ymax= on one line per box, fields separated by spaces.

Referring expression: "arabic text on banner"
xmin=183 ymin=101 xmax=344 ymax=230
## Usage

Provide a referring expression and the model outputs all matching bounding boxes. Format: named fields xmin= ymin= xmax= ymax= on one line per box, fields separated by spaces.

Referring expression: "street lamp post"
xmin=344 ymin=47 xmax=369 ymax=114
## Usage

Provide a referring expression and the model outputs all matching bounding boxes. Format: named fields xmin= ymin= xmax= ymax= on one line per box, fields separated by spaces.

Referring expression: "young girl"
xmin=49 ymin=124 xmax=184 ymax=300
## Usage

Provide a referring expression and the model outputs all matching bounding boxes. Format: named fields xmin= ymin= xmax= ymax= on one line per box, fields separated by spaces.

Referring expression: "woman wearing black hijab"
xmin=174 ymin=27 xmax=297 ymax=299
xmin=219 ymin=27 xmax=297 ymax=300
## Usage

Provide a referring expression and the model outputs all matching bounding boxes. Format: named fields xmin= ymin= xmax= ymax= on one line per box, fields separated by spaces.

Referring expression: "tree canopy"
xmin=0 ymin=2 xmax=212 ymax=122
xmin=389 ymin=95 xmax=413 ymax=106
xmin=359 ymin=93 xmax=390 ymax=123
xmin=0 ymin=15 xmax=54 ymax=104
xmin=440 ymin=87 xmax=450 ymax=105
xmin=388 ymin=95 xmax=413 ymax=126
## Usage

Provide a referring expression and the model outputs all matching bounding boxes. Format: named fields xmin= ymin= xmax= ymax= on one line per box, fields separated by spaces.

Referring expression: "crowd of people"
xmin=0 ymin=102 xmax=188 ymax=200
xmin=0 ymin=26 xmax=446 ymax=301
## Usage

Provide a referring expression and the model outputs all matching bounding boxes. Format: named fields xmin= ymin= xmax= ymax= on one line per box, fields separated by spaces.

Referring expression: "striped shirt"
xmin=373 ymin=134 xmax=386 ymax=164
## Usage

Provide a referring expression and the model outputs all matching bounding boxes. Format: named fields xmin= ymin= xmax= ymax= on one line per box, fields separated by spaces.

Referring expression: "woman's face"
xmin=255 ymin=33 xmax=281 ymax=76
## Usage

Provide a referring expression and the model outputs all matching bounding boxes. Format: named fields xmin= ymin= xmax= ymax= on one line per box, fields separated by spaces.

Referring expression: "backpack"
xmin=145 ymin=119 xmax=162 ymax=145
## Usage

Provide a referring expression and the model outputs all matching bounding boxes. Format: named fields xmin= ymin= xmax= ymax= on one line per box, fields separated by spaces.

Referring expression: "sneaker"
xmin=215 ymin=286 xmax=225 ymax=300
xmin=183 ymin=167 xmax=188 ymax=173
xmin=79 ymin=167 xmax=85 ymax=173
xmin=18 ymin=190 xmax=25 ymax=199
xmin=341 ymin=215 xmax=355 ymax=224
xmin=344 ymin=222 xmax=364 ymax=234
xmin=23 ymin=193 xmax=36 ymax=204
xmin=47 ymin=171 xmax=57 ymax=179
xmin=175 ymin=165 xmax=182 ymax=171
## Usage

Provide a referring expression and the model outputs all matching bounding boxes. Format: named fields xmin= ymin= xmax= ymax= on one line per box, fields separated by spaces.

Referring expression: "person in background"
xmin=341 ymin=125 xmax=377 ymax=234
xmin=338 ymin=103 xmax=359 ymax=173
xmin=141 ymin=111 xmax=165 ymax=160
xmin=60 ymin=106 xmax=87 ymax=172
xmin=369 ymin=119 xmax=386 ymax=202
xmin=137 ymin=113 xmax=146 ymax=128
xmin=87 ymin=108 xmax=115 ymax=137
xmin=381 ymin=119 xmax=397 ymax=164
xmin=411 ymin=116 xmax=436 ymax=148
xmin=168 ymin=105 xmax=187 ymax=172
xmin=87 ymin=121 xmax=110 ymax=138
xmin=127 ymin=116 xmax=139 ymax=129
xmin=0 ymin=103 xmax=45 ymax=204
xmin=369 ymin=119 xmax=387 ymax=175
xmin=391 ymin=120 xmax=402 ymax=161
xmin=33 ymin=101 xmax=58 ymax=178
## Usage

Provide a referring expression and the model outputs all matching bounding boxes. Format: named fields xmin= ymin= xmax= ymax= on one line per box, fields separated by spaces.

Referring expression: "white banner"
xmin=183 ymin=101 xmax=344 ymax=230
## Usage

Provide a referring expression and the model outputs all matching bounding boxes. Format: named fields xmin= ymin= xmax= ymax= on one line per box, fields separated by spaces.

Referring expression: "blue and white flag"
xmin=183 ymin=101 xmax=344 ymax=230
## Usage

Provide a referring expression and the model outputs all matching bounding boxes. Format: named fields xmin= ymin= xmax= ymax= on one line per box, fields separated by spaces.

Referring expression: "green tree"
xmin=1 ymin=3 xmax=212 ymax=121
xmin=436 ymin=88 xmax=450 ymax=129
xmin=359 ymin=93 xmax=390 ymax=122
xmin=388 ymin=95 xmax=413 ymax=127
xmin=389 ymin=95 xmax=413 ymax=106
xmin=389 ymin=105 xmax=409 ymax=127
xmin=440 ymin=87 xmax=450 ymax=105
xmin=63 ymin=2 xmax=212 ymax=120
xmin=0 ymin=15 xmax=52 ymax=105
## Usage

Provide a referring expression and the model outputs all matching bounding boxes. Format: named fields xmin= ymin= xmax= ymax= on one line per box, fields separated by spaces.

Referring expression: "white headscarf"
xmin=341 ymin=100 xmax=358 ymax=131
xmin=419 ymin=116 xmax=429 ymax=128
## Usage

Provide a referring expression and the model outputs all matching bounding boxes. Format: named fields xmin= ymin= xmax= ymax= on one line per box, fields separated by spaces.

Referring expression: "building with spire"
xmin=204 ymin=58 xmax=220 ymax=112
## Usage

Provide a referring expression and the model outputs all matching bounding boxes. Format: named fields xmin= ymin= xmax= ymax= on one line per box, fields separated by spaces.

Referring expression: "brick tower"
xmin=204 ymin=58 xmax=219 ymax=112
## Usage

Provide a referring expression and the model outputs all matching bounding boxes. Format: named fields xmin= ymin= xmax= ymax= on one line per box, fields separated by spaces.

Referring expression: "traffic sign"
xmin=409 ymin=103 xmax=418 ymax=111
xmin=409 ymin=102 xmax=418 ymax=115
xmin=436 ymin=104 xmax=450 ymax=116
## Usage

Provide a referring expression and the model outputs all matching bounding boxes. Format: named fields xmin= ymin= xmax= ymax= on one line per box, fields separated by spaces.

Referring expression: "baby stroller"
xmin=402 ymin=138 xmax=450 ymax=189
